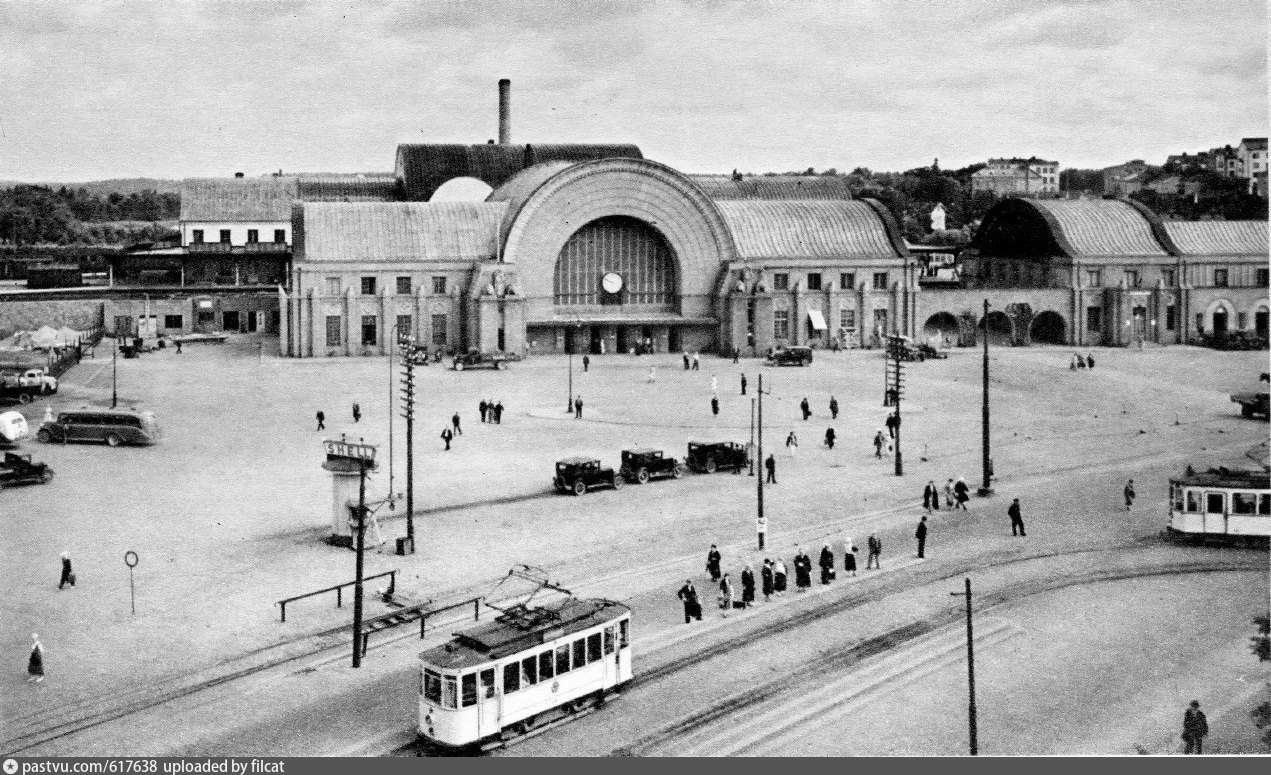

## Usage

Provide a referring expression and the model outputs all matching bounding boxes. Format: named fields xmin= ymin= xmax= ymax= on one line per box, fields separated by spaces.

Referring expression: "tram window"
xmin=442 ymin=675 xmax=458 ymax=709
xmin=572 ymin=639 xmax=586 ymax=668
xmin=461 ymin=673 xmax=478 ymax=707
xmin=587 ymin=633 xmax=602 ymax=663
xmin=480 ymin=668 xmax=496 ymax=699
xmin=1232 ymin=493 xmax=1259 ymax=514
xmin=503 ymin=662 xmax=520 ymax=693
xmin=603 ymin=626 xmax=615 ymax=655
xmin=521 ymin=656 xmax=538 ymax=686
xmin=1186 ymin=490 xmax=1201 ymax=513
xmin=1205 ymin=493 xmax=1225 ymax=514
xmin=424 ymin=669 xmax=441 ymax=703
xmin=1171 ymin=484 xmax=1183 ymax=512
xmin=539 ymin=650 xmax=554 ymax=680
xmin=1260 ymin=494 xmax=1271 ymax=515
xmin=619 ymin=619 xmax=630 ymax=648
xmin=556 ymin=644 xmax=571 ymax=675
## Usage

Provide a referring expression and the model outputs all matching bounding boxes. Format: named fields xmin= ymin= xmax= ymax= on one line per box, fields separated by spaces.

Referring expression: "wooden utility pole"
xmin=951 ymin=577 xmax=978 ymax=755
xmin=979 ymin=299 xmax=993 ymax=496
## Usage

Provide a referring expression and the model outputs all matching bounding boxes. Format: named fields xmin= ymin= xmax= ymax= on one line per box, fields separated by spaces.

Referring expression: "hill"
xmin=0 ymin=178 xmax=182 ymax=196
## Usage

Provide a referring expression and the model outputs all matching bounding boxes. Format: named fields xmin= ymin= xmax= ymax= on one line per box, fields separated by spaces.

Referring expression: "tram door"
xmin=476 ymin=668 xmax=497 ymax=737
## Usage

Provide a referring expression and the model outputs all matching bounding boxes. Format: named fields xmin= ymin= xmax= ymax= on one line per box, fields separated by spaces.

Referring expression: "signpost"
xmin=124 ymin=550 xmax=139 ymax=615
xmin=321 ymin=436 xmax=378 ymax=667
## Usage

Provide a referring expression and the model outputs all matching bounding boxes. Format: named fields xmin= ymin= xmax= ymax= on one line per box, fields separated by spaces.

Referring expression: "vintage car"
xmin=553 ymin=457 xmax=624 ymax=495
xmin=685 ymin=441 xmax=750 ymax=474
xmin=916 ymin=342 xmax=948 ymax=360
xmin=452 ymin=349 xmax=515 ymax=371
xmin=37 ymin=408 xmax=160 ymax=447
xmin=619 ymin=448 xmax=685 ymax=484
xmin=0 ymin=451 xmax=54 ymax=488
xmin=766 ymin=346 xmax=813 ymax=367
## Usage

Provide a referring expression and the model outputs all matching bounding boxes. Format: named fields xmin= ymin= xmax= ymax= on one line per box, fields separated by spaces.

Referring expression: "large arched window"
xmin=553 ymin=217 xmax=676 ymax=309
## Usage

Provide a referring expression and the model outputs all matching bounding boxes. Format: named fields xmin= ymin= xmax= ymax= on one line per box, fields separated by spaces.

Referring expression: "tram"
xmin=1167 ymin=466 xmax=1271 ymax=541
xmin=418 ymin=578 xmax=632 ymax=749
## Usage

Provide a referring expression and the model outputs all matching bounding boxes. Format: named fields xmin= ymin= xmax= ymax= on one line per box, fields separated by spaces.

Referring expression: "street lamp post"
xmin=756 ymin=374 xmax=770 ymax=549
xmin=388 ymin=323 xmax=398 ymax=504
xmin=978 ymin=299 xmax=993 ymax=497
xmin=111 ymin=340 xmax=118 ymax=409
xmin=749 ymin=398 xmax=756 ymax=477
xmin=950 ymin=577 xmax=978 ymax=755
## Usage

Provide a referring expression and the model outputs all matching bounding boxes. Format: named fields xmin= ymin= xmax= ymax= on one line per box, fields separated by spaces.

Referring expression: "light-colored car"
xmin=15 ymin=369 xmax=57 ymax=394
xmin=37 ymin=409 xmax=160 ymax=447
xmin=0 ymin=411 xmax=29 ymax=445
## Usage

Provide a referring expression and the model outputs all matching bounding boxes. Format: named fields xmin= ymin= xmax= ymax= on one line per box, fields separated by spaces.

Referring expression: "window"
xmin=555 ymin=644 xmax=571 ymax=675
xmin=1261 ymin=494 xmax=1271 ymax=515
xmin=840 ymin=272 xmax=856 ymax=291
xmin=163 ymin=315 xmax=183 ymax=329
xmin=773 ymin=309 xmax=790 ymax=340
xmin=1162 ymin=269 xmax=1175 ymax=287
xmin=461 ymin=673 xmax=478 ymax=707
xmin=1196 ymin=313 xmax=1204 ymax=333
xmin=1238 ymin=312 xmax=1249 ymax=330
xmin=502 ymin=662 xmax=520 ymax=694
xmin=431 ymin=314 xmax=448 ymax=346
xmin=361 ymin=316 xmax=377 ymax=346
xmin=1165 ymin=305 xmax=1176 ymax=331
xmin=325 ymin=316 xmax=342 ymax=347
xmin=1087 ymin=270 xmax=1102 ymax=288
xmin=1232 ymin=492 xmax=1259 ymax=514
xmin=587 ymin=633 xmax=602 ymax=663
xmin=872 ymin=272 xmax=888 ymax=290
xmin=396 ymin=276 xmax=412 ymax=295
xmin=191 ymin=229 xmax=204 ymax=244
xmin=1086 ymin=307 xmax=1102 ymax=333
xmin=1258 ymin=268 xmax=1269 ymax=287
xmin=572 ymin=639 xmax=586 ymax=669
xmin=1124 ymin=270 xmax=1140 ymax=288
xmin=432 ymin=276 xmax=447 ymax=295
xmin=603 ymin=626 xmax=615 ymax=655
xmin=219 ymin=229 xmax=231 ymax=244
xmin=360 ymin=276 xmax=377 ymax=295
xmin=1205 ymin=493 xmax=1225 ymax=514
xmin=538 ymin=650 xmax=554 ymax=680
xmin=480 ymin=668 xmax=495 ymax=699
xmin=442 ymin=675 xmax=457 ymax=709
xmin=246 ymin=229 xmax=259 ymax=244
xmin=806 ymin=273 xmax=822 ymax=291
xmin=772 ymin=273 xmax=789 ymax=291
xmin=520 ymin=656 xmax=538 ymax=686
xmin=423 ymin=669 xmax=441 ymax=702
xmin=1213 ymin=268 xmax=1228 ymax=287
xmin=274 ymin=229 xmax=286 ymax=243
xmin=840 ymin=309 xmax=856 ymax=330
xmin=619 ymin=619 xmax=629 ymax=647
xmin=325 ymin=278 xmax=340 ymax=296
xmin=396 ymin=315 xmax=413 ymax=343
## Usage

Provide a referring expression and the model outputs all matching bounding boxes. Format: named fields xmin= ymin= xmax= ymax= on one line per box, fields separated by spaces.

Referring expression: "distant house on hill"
xmin=970 ymin=157 xmax=1059 ymax=197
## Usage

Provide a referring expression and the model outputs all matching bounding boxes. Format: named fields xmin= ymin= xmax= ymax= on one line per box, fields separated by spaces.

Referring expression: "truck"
xmin=0 ymin=369 xmax=56 ymax=404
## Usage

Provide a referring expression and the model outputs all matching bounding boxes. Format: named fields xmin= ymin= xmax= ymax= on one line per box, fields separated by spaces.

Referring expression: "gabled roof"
xmin=1239 ymin=137 xmax=1268 ymax=150
xmin=1029 ymin=199 xmax=1167 ymax=257
xmin=294 ymin=202 xmax=506 ymax=263
xmin=1161 ymin=221 xmax=1268 ymax=256
xmin=688 ymin=175 xmax=853 ymax=201
xmin=715 ymin=200 xmax=907 ymax=260
xmin=180 ymin=177 xmax=298 ymax=221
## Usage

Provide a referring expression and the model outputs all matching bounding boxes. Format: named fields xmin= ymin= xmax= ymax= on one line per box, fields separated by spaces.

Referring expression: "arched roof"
xmin=971 ymin=197 xmax=1169 ymax=258
xmin=294 ymin=202 xmax=506 ymax=263
xmin=394 ymin=143 xmax=642 ymax=202
xmin=1161 ymin=220 xmax=1267 ymax=256
xmin=688 ymin=175 xmax=854 ymax=201
xmin=715 ymin=200 xmax=908 ymax=259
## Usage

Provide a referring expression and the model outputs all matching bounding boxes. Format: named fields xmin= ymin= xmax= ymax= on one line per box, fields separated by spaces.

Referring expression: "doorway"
xmin=1212 ymin=309 xmax=1229 ymax=336
xmin=589 ymin=327 xmax=602 ymax=354
xmin=1256 ymin=309 xmax=1268 ymax=339
xmin=223 ymin=310 xmax=240 ymax=332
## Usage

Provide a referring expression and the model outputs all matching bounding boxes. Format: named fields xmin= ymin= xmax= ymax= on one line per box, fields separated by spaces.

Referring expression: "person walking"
xmin=1181 ymin=700 xmax=1209 ymax=754
xmin=479 ymin=399 xmax=489 ymax=423
xmin=824 ymin=427 xmax=836 ymax=449
xmin=710 ymin=374 xmax=718 ymax=395
xmin=818 ymin=544 xmax=835 ymax=584
xmin=582 ymin=354 xmax=590 ymax=373
xmin=741 ymin=564 xmax=756 ymax=607
xmin=683 ymin=351 xmax=690 ymax=370
xmin=718 ymin=573 xmax=734 ymax=616
xmin=27 ymin=634 xmax=45 ymax=683
xmin=885 ymin=411 xmax=898 ymax=439
xmin=648 ymin=366 xmax=656 ymax=384
xmin=844 ymin=544 xmax=858 ymax=577
xmin=1124 ymin=479 xmax=1136 ymax=511
xmin=785 ymin=431 xmax=798 ymax=457
xmin=711 ymin=396 xmax=720 ymax=416
xmin=761 ymin=560 xmax=774 ymax=601
xmin=1008 ymin=498 xmax=1026 ymax=536
xmin=1086 ymin=353 xmax=1096 ymax=370
xmin=440 ymin=426 xmax=453 ymax=450
xmin=493 ymin=401 xmax=504 ymax=424
xmin=573 ymin=395 xmax=583 ymax=419
xmin=692 ymin=351 xmax=700 ymax=370
xmin=773 ymin=557 xmax=788 ymax=593
xmin=1076 ymin=353 xmax=1087 ymax=369
xmin=451 ymin=412 xmax=462 ymax=435
xmin=915 ymin=516 xmax=928 ymax=558
xmin=58 ymin=551 xmax=74 ymax=590
xmin=794 ymin=548 xmax=812 ymax=590
xmin=740 ymin=373 xmax=747 ymax=395
xmin=954 ymin=477 xmax=970 ymax=511
xmin=765 ymin=453 xmax=777 ymax=484
xmin=944 ymin=478 xmax=955 ymax=509
xmin=829 ymin=395 xmax=839 ymax=420
xmin=352 ymin=402 xmax=361 ymax=423
xmin=866 ymin=533 xmax=882 ymax=569
xmin=1069 ymin=355 xmax=1078 ymax=371
xmin=923 ymin=480 xmax=939 ymax=513
xmin=800 ymin=397 xmax=811 ymax=421
xmin=873 ymin=430 xmax=886 ymax=459
xmin=732 ymin=346 xmax=740 ymax=364
xmin=706 ymin=544 xmax=722 ymax=582
xmin=315 ymin=410 xmax=325 ymax=431
xmin=677 ymin=580 xmax=702 ymax=624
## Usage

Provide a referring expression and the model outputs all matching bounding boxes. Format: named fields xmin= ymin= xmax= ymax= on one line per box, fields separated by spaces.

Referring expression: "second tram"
xmin=1167 ymin=466 xmax=1271 ymax=540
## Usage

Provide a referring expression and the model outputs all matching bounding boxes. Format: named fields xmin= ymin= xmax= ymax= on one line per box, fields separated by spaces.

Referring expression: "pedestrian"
xmin=818 ymin=544 xmax=835 ymax=584
xmin=711 ymin=374 xmax=718 ymax=395
xmin=785 ymin=431 xmax=798 ymax=457
xmin=43 ymin=406 xmax=54 ymax=425
xmin=873 ymin=430 xmax=886 ymax=459
xmin=1076 ymin=353 xmax=1087 ymax=369
xmin=440 ymin=426 xmax=453 ymax=450
xmin=773 ymin=557 xmax=788 ymax=593
xmin=824 ymin=427 xmax=836 ymax=449
xmin=885 ymin=412 xmax=898 ymax=439
xmin=800 ymin=397 xmax=811 ymax=421
xmin=1124 ymin=479 xmax=1136 ymax=511
xmin=829 ymin=395 xmax=839 ymax=420
xmin=718 ymin=573 xmax=734 ymax=615
xmin=479 ymin=399 xmax=488 ymax=423
xmin=765 ymin=453 xmax=777 ymax=484
xmin=761 ymin=560 xmax=774 ymax=601
xmin=923 ymin=480 xmax=939 ymax=513
xmin=451 ymin=412 xmax=462 ymax=435
xmin=741 ymin=564 xmax=756 ymax=607
xmin=866 ymin=533 xmax=882 ymax=569
xmin=954 ymin=477 xmax=970 ymax=510
xmin=740 ymin=373 xmax=747 ymax=395
xmin=58 ymin=551 xmax=75 ymax=589
xmin=493 ymin=401 xmax=504 ymax=424
xmin=1086 ymin=353 xmax=1096 ymax=370
xmin=315 ymin=410 xmax=326 ymax=431
xmin=648 ymin=366 xmax=656 ymax=383
xmin=1008 ymin=497 xmax=1026 ymax=536
xmin=794 ymin=548 xmax=813 ymax=589
xmin=732 ymin=347 xmax=740 ymax=364
xmin=582 ymin=354 xmax=590 ymax=373
xmin=352 ymin=402 xmax=361 ymax=423
xmin=706 ymin=544 xmax=722 ymax=582
xmin=683 ymin=351 xmax=690 ymax=370
xmin=916 ymin=516 xmax=928 ymax=558
xmin=27 ymin=634 xmax=44 ymax=683
xmin=944 ymin=478 xmax=955 ymax=509
xmin=711 ymin=396 xmax=720 ymax=416
xmin=573 ymin=395 xmax=583 ymax=419
xmin=1069 ymin=355 xmax=1077 ymax=371
xmin=1181 ymin=700 xmax=1208 ymax=754
xmin=175 ymin=339 xmax=182 ymax=354
xmin=692 ymin=352 xmax=700 ymax=370
xmin=677 ymin=580 xmax=702 ymax=623
xmin=844 ymin=545 xmax=858 ymax=577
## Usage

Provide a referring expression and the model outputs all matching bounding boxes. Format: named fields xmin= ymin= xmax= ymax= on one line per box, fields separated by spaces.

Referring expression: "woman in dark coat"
xmin=741 ymin=564 xmax=756 ymax=606
xmin=954 ymin=477 xmax=970 ymax=510
xmin=27 ymin=634 xmax=44 ymax=682
xmin=794 ymin=549 xmax=812 ymax=589
xmin=706 ymin=544 xmax=722 ymax=582
xmin=844 ymin=545 xmax=858 ymax=577
xmin=761 ymin=560 xmax=774 ymax=601
xmin=818 ymin=544 xmax=835 ymax=584
xmin=773 ymin=558 xmax=788 ymax=593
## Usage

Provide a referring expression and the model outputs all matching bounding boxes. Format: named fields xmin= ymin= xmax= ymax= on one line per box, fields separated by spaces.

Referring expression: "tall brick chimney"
xmin=498 ymin=79 xmax=511 ymax=145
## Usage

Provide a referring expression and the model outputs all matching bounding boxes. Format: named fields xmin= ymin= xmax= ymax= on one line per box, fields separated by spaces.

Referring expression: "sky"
xmin=0 ymin=0 xmax=1266 ymax=183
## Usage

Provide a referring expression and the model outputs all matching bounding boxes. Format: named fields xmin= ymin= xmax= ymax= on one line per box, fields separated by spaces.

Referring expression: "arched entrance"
xmin=1030 ymin=311 xmax=1066 ymax=344
xmin=1212 ymin=308 xmax=1229 ymax=336
xmin=978 ymin=310 xmax=1013 ymax=347
xmin=923 ymin=312 xmax=959 ymax=346
xmin=1255 ymin=304 xmax=1269 ymax=339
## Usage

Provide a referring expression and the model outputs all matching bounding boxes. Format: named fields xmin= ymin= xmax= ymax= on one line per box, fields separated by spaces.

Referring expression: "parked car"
xmin=452 ymin=349 xmax=516 ymax=371
xmin=887 ymin=337 xmax=926 ymax=362
xmin=685 ymin=441 xmax=750 ymax=474
xmin=766 ymin=346 xmax=813 ymax=367
xmin=1231 ymin=392 xmax=1270 ymax=420
xmin=0 ymin=411 xmax=29 ymax=446
xmin=9 ymin=369 xmax=58 ymax=394
xmin=37 ymin=408 xmax=160 ymax=447
xmin=0 ymin=451 xmax=54 ymax=488
xmin=553 ymin=457 xmax=623 ymax=495
xmin=916 ymin=342 xmax=948 ymax=360
xmin=619 ymin=448 xmax=685 ymax=484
